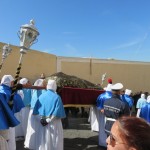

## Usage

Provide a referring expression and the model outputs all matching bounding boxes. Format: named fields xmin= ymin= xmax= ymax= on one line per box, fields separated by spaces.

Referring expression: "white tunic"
xmin=0 ymin=135 xmax=9 ymax=150
xmin=88 ymin=106 xmax=99 ymax=132
xmin=25 ymin=111 xmax=64 ymax=150
xmin=36 ymin=119 xmax=63 ymax=150
xmin=24 ymin=109 xmax=40 ymax=149
xmin=14 ymin=110 xmax=24 ymax=137
xmin=0 ymin=130 xmax=9 ymax=140
xmin=8 ymin=127 xmax=16 ymax=150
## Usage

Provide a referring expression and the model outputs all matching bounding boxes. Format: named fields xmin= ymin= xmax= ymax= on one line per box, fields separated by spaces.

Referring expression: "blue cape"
xmin=121 ymin=94 xmax=133 ymax=108
xmin=21 ymin=89 xmax=32 ymax=106
xmin=30 ymin=89 xmax=46 ymax=109
xmin=12 ymin=93 xmax=25 ymax=113
xmin=0 ymin=84 xmax=25 ymax=113
xmin=0 ymin=93 xmax=20 ymax=129
xmin=140 ymin=103 xmax=150 ymax=123
xmin=0 ymin=84 xmax=11 ymax=102
xmin=33 ymin=90 xmax=66 ymax=118
xmin=96 ymin=91 xmax=112 ymax=110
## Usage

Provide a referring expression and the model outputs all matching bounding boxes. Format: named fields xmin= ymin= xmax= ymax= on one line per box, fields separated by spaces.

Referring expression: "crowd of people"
xmin=94 ymin=78 xmax=150 ymax=150
xmin=0 ymin=74 xmax=150 ymax=150
xmin=0 ymin=73 xmax=66 ymax=150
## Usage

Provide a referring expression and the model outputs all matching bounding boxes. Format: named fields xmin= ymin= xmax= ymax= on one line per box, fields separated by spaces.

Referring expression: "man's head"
xmin=19 ymin=78 xmax=31 ymax=86
xmin=125 ymin=89 xmax=132 ymax=96
xmin=141 ymin=93 xmax=145 ymax=99
xmin=1 ymin=75 xmax=14 ymax=87
xmin=147 ymin=95 xmax=150 ymax=103
xmin=46 ymin=79 xmax=57 ymax=92
xmin=40 ymin=73 xmax=45 ymax=79
xmin=111 ymin=83 xmax=123 ymax=95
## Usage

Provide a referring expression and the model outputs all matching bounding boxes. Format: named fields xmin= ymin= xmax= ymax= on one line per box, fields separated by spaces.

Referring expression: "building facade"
xmin=0 ymin=42 xmax=150 ymax=93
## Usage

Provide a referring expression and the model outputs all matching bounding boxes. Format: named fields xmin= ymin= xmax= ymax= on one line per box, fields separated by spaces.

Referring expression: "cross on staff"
xmin=0 ymin=44 xmax=12 ymax=74
xmin=8 ymin=20 xmax=39 ymax=107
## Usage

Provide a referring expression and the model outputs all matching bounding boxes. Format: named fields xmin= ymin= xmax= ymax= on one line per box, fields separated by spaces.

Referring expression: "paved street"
xmin=16 ymin=117 xmax=107 ymax=150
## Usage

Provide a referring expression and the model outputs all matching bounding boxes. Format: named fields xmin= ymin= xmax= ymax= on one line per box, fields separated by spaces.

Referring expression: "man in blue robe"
xmin=0 ymin=93 xmax=20 ymax=130
xmin=121 ymin=89 xmax=134 ymax=115
xmin=96 ymin=84 xmax=112 ymax=147
xmin=24 ymin=78 xmax=46 ymax=149
xmin=140 ymin=95 xmax=150 ymax=123
xmin=0 ymin=75 xmax=21 ymax=150
xmin=33 ymin=79 xmax=66 ymax=150
xmin=136 ymin=93 xmax=147 ymax=117
xmin=0 ymin=75 xmax=25 ymax=113
xmin=0 ymin=75 xmax=24 ymax=149
xmin=17 ymin=78 xmax=32 ymax=136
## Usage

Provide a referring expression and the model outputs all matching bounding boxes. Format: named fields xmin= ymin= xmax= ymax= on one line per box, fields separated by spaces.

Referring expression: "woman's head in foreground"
xmin=106 ymin=116 xmax=150 ymax=150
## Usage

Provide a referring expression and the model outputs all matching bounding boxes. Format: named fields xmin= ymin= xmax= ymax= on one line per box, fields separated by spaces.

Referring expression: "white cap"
xmin=141 ymin=94 xmax=145 ymax=99
xmin=19 ymin=78 xmax=28 ymax=85
xmin=125 ymin=89 xmax=132 ymax=95
xmin=1 ymin=75 xmax=14 ymax=87
xmin=147 ymin=95 xmax=150 ymax=103
xmin=111 ymin=83 xmax=123 ymax=90
xmin=46 ymin=79 xmax=57 ymax=92
xmin=34 ymin=79 xmax=44 ymax=86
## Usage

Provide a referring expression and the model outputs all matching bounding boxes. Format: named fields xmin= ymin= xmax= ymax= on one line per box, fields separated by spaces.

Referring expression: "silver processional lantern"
xmin=2 ymin=44 xmax=12 ymax=59
xmin=9 ymin=20 xmax=39 ymax=106
xmin=0 ymin=44 xmax=12 ymax=73
xmin=18 ymin=19 xmax=39 ymax=54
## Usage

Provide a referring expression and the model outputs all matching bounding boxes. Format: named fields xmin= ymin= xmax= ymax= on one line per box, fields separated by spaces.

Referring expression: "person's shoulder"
xmin=137 ymin=98 xmax=142 ymax=103
xmin=55 ymin=92 xmax=61 ymax=98
xmin=98 ymin=92 xmax=106 ymax=98
xmin=104 ymin=97 xmax=113 ymax=104
xmin=138 ymin=98 xmax=142 ymax=101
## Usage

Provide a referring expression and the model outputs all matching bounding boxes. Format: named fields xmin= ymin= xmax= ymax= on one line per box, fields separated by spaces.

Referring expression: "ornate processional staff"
xmin=0 ymin=44 xmax=12 ymax=73
xmin=101 ymin=72 xmax=107 ymax=86
xmin=8 ymin=20 xmax=39 ymax=107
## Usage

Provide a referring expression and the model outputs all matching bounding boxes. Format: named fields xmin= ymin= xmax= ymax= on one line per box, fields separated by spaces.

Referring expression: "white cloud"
xmin=42 ymin=48 xmax=56 ymax=54
xmin=65 ymin=43 xmax=77 ymax=53
xmin=112 ymin=40 xmax=140 ymax=50
xmin=135 ymin=30 xmax=150 ymax=54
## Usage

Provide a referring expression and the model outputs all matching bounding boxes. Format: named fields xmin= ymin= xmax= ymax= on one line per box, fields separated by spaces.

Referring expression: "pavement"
xmin=16 ymin=116 xmax=107 ymax=150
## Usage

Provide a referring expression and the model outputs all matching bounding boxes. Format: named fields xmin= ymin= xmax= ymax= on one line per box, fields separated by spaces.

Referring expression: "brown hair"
xmin=117 ymin=116 xmax=150 ymax=150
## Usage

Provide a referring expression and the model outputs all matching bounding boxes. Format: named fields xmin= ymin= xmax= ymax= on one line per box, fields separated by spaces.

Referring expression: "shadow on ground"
xmin=64 ymin=136 xmax=106 ymax=150
xmin=16 ymin=117 xmax=107 ymax=150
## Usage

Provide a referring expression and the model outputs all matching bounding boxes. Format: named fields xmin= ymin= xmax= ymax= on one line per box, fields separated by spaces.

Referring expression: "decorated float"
xmin=46 ymin=72 xmax=104 ymax=107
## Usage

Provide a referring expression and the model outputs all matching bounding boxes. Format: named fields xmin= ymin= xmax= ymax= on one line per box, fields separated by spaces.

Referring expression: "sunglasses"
xmin=109 ymin=132 xmax=126 ymax=146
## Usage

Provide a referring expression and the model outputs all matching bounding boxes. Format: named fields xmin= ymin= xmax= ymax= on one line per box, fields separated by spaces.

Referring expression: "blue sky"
xmin=0 ymin=0 xmax=150 ymax=62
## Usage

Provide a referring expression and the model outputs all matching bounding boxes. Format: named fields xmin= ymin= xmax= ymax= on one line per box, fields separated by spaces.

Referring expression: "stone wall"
xmin=1 ymin=42 xmax=150 ymax=92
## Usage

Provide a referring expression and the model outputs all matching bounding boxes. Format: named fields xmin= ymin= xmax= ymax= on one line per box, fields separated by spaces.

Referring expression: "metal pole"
xmin=0 ymin=59 xmax=4 ymax=73
xmin=8 ymin=54 xmax=24 ymax=106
